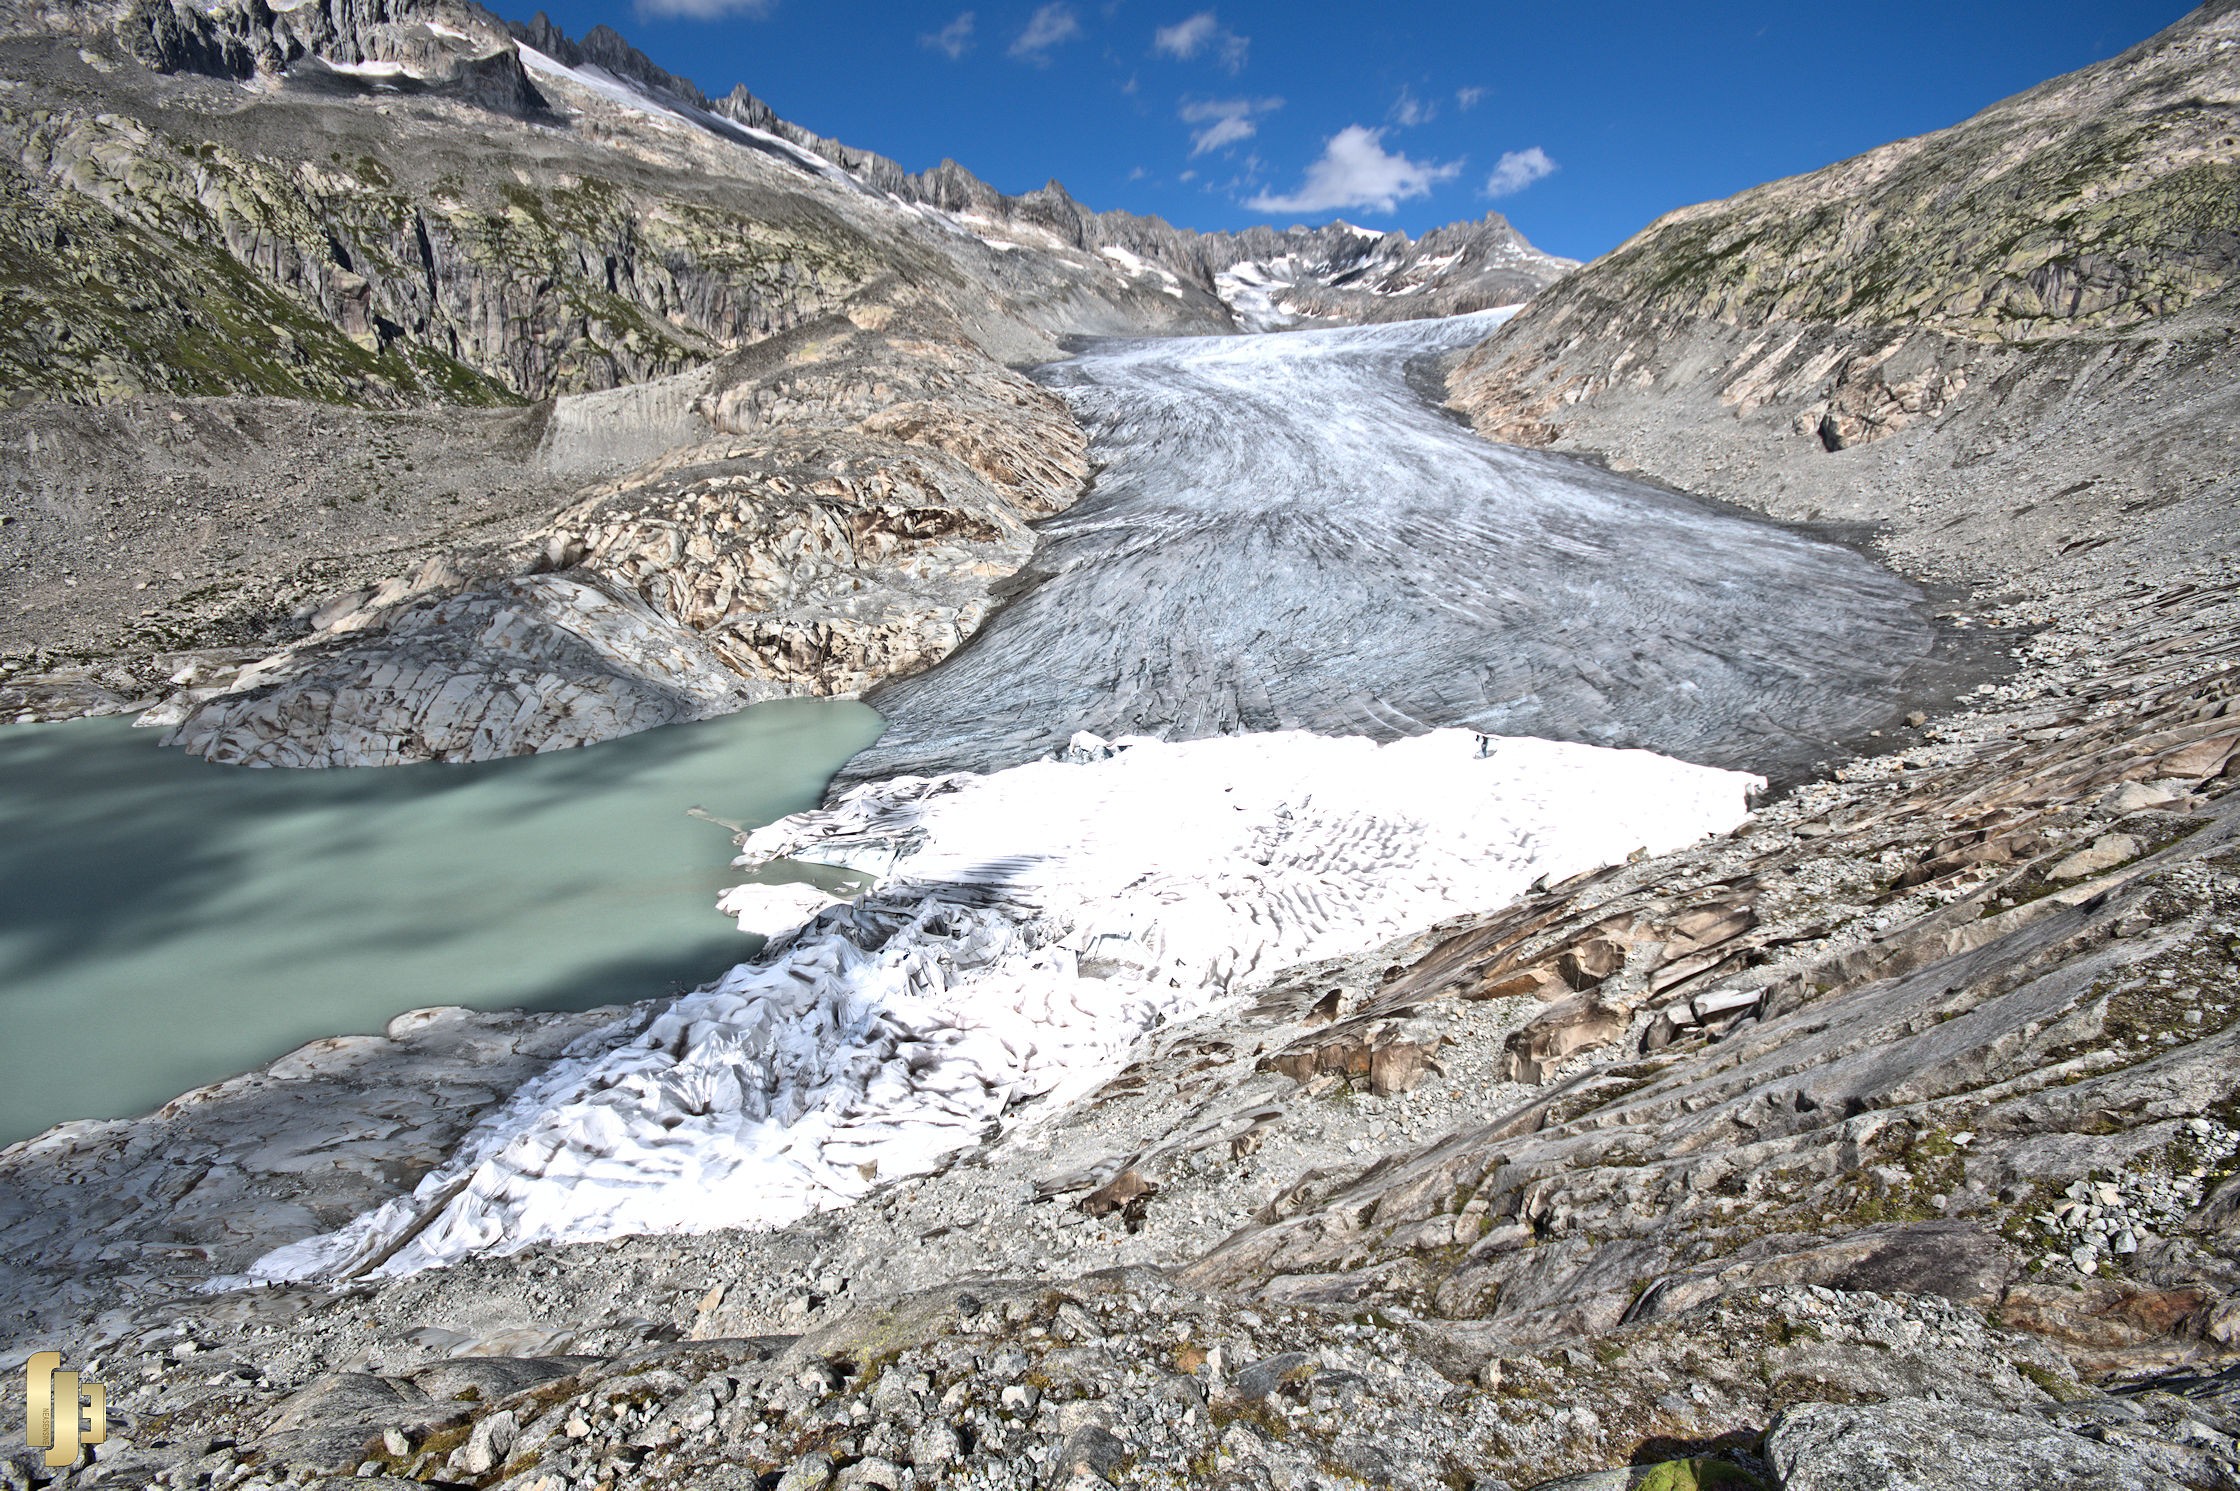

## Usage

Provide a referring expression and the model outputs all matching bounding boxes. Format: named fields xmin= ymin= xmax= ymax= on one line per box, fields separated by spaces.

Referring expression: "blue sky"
xmin=514 ymin=0 xmax=2197 ymax=261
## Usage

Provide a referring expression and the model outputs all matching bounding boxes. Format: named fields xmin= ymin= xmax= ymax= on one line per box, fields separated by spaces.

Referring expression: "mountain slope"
xmin=508 ymin=10 xmax=1573 ymax=332
xmin=0 ymin=0 xmax=1572 ymax=759
xmin=0 ymin=0 xmax=1223 ymax=751
xmin=1 ymin=9 xmax=2238 ymax=1489
xmin=1449 ymin=0 xmax=2240 ymax=607
xmin=0 ymin=0 xmax=1572 ymax=411
xmin=0 ymin=0 xmax=1203 ymax=408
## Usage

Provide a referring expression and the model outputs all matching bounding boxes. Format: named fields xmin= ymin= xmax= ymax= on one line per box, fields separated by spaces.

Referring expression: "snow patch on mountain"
xmin=518 ymin=46 xmax=863 ymax=192
xmin=247 ymin=727 xmax=1757 ymax=1280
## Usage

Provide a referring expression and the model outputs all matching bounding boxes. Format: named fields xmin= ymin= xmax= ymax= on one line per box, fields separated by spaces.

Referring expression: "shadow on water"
xmin=0 ymin=699 xmax=883 ymax=1144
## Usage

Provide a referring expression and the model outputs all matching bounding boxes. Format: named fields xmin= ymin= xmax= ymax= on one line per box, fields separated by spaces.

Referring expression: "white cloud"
xmin=922 ymin=11 xmax=975 ymax=58
xmin=1246 ymin=125 xmax=1461 ymax=216
xmin=634 ymin=0 xmax=771 ymax=18
xmin=1390 ymin=86 xmax=1432 ymax=128
xmin=1484 ymin=145 xmax=1557 ymax=198
xmin=1009 ymin=2 xmax=1081 ymax=61
xmin=1153 ymin=10 xmax=1247 ymax=71
xmin=1153 ymin=11 xmax=1214 ymax=55
xmin=1190 ymin=116 xmax=1253 ymax=154
xmin=1179 ymin=95 xmax=1281 ymax=156
xmin=1455 ymin=85 xmax=1486 ymax=111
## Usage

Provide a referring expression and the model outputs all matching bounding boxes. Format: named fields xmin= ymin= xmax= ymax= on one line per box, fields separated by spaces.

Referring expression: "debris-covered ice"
xmin=251 ymin=727 xmax=1758 ymax=1280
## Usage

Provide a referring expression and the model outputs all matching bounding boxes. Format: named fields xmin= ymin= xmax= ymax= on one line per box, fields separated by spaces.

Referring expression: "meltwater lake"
xmin=0 ymin=700 xmax=882 ymax=1146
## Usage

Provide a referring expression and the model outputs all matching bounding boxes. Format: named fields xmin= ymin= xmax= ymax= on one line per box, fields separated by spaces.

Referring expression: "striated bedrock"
xmin=142 ymin=571 xmax=758 ymax=766
xmin=1446 ymin=2 xmax=2240 ymax=599
xmin=4 ymin=583 xmax=2236 ymax=1491
xmin=1180 ymin=598 xmax=2240 ymax=1379
xmin=549 ymin=304 xmax=1095 ymax=699
xmin=147 ymin=298 xmax=1095 ymax=764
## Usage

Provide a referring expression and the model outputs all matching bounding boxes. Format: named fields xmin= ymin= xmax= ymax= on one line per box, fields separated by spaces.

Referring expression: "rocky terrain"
xmin=0 ymin=0 xmax=1569 ymax=768
xmin=0 ymin=0 xmax=1179 ymax=759
xmin=2 ymin=4 xmax=2239 ymax=1491
xmin=5 ymin=577 xmax=2239 ymax=1490
xmin=1446 ymin=0 xmax=2240 ymax=601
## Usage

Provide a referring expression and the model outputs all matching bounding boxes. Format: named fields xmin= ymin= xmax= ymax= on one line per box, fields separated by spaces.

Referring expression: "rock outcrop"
xmin=147 ymin=298 xmax=1096 ymax=764
xmin=0 ymin=80 xmax=876 ymax=405
xmin=113 ymin=0 xmax=539 ymax=107
xmin=1452 ymin=0 xmax=2239 ymax=447
xmin=1188 ymin=606 xmax=2240 ymax=1368
xmin=145 ymin=571 xmax=759 ymax=766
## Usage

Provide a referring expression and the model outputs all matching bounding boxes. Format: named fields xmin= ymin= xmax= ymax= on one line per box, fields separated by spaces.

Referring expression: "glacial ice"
xmin=251 ymin=727 xmax=1758 ymax=1280
xmin=847 ymin=312 xmax=1937 ymax=788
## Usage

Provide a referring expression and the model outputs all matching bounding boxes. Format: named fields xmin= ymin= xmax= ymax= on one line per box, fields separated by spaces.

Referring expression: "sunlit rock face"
xmin=847 ymin=312 xmax=1938 ymax=788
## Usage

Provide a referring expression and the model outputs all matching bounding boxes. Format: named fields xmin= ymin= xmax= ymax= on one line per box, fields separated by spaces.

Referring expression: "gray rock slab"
xmin=1766 ymin=1396 xmax=2183 ymax=1491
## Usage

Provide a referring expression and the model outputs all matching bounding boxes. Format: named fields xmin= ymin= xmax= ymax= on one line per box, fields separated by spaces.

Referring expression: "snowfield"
xmin=251 ymin=727 xmax=1758 ymax=1280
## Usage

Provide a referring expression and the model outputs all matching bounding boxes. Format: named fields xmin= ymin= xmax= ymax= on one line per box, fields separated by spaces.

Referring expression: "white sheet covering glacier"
xmin=252 ymin=728 xmax=1758 ymax=1280
xmin=844 ymin=311 xmax=1937 ymax=788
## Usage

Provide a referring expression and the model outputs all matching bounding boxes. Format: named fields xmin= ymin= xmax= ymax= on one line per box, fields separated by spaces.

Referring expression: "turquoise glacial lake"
xmin=0 ymin=700 xmax=883 ymax=1145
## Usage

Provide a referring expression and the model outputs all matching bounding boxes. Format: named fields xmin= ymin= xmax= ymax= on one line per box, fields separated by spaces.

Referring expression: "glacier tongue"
xmin=250 ymin=728 xmax=1758 ymax=1281
xmin=847 ymin=310 xmax=1937 ymax=790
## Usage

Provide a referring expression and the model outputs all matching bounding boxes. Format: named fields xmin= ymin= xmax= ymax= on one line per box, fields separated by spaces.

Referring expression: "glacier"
xmin=845 ymin=311 xmax=1937 ymax=787
xmin=246 ymin=312 xmax=1929 ymax=1280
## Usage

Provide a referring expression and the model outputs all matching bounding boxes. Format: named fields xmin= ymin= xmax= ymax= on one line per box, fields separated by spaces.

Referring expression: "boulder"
xmin=1765 ymin=1396 xmax=2182 ymax=1491
xmin=2046 ymin=832 xmax=2142 ymax=881
xmin=1503 ymin=993 xmax=1628 ymax=1083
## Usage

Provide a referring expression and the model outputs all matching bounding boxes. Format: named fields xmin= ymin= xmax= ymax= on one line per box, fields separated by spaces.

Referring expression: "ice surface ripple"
xmin=849 ymin=311 xmax=1934 ymax=784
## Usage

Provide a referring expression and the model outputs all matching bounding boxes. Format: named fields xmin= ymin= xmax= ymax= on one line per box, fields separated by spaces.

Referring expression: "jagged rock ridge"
xmin=0 ymin=0 xmax=1223 ymax=756
xmin=505 ymin=9 xmax=1574 ymax=328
